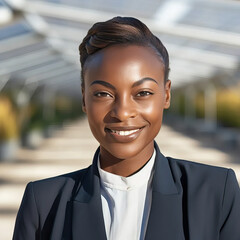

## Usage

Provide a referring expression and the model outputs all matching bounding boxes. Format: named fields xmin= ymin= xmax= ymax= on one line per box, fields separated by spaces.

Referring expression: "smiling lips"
xmin=110 ymin=129 xmax=139 ymax=136
xmin=105 ymin=127 xmax=143 ymax=136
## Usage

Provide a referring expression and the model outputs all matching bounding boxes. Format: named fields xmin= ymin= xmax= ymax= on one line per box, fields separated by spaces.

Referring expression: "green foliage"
xmin=169 ymin=92 xmax=185 ymax=116
xmin=217 ymin=89 xmax=240 ymax=128
xmin=0 ymin=95 xmax=19 ymax=140
xmin=195 ymin=92 xmax=205 ymax=119
xmin=170 ymin=85 xmax=240 ymax=128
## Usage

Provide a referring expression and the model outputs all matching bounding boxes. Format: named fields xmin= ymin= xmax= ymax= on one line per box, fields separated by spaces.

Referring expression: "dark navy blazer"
xmin=13 ymin=143 xmax=240 ymax=240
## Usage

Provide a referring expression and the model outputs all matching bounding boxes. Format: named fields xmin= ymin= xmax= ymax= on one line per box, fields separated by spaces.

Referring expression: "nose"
xmin=110 ymin=96 xmax=137 ymax=121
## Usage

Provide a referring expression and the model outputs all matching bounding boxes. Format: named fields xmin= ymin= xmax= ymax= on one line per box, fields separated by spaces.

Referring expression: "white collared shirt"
xmin=97 ymin=149 xmax=156 ymax=240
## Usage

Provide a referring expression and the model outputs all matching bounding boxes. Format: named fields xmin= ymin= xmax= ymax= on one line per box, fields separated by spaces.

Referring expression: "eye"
xmin=136 ymin=91 xmax=153 ymax=97
xmin=94 ymin=91 xmax=113 ymax=98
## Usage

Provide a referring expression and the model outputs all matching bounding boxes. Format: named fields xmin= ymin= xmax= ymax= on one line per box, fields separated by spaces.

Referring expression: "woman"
xmin=13 ymin=16 xmax=240 ymax=240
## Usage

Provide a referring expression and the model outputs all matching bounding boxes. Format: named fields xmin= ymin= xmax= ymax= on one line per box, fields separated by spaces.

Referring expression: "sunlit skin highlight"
xmin=82 ymin=45 xmax=171 ymax=177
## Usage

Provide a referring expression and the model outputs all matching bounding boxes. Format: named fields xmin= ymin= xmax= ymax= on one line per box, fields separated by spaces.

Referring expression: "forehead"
xmin=84 ymin=45 xmax=165 ymax=85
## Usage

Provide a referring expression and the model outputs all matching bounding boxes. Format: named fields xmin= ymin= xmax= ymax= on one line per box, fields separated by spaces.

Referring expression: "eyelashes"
xmin=94 ymin=90 xmax=154 ymax=98
xmin=94 ymin=92 xmax=113 ymax=98
xmin=136 ymin=91 xmax=154 ymax=97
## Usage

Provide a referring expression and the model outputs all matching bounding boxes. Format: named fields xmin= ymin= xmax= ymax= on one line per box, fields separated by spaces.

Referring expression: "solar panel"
xmin=0 ymin=0 xmax=240 ymax=90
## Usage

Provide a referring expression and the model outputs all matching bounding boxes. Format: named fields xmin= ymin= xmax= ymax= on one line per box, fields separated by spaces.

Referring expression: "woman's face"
xmin=82 ymin=45 xmax=171 ymax=160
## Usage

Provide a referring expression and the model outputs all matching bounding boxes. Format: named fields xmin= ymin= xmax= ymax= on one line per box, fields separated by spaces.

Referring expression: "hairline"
xmin=81 ymin=42 xmax=167 ymax=88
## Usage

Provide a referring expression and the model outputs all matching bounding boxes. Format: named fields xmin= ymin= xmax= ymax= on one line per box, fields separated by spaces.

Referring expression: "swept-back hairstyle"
xmin=79 ymin=16 xmax=170 ymax=87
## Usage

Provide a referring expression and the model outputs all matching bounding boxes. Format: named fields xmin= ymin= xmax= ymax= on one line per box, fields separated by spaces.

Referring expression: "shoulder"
xmin=27 ymin=166 xmax=90 ymax=206
xmin=166 ymin=157 xmax=229 ymax=173
xmin=31 ymin=167 xmax=89 ymax=188
xmin=14 ymin=166 xmax=92 ymax=237
xmin=167 ymin=157 xmax=237 ymax=193
xmin=168 ymin=156 xmax=230 ymax=176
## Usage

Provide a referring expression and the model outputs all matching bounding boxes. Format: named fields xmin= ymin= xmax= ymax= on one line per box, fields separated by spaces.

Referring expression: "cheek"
xmin=85 ymin=103 xmax=105 ymax=142
xmin=87 ymin=104 xmax=103 ymax=121
xmin=141 ymin=95 xmax=165 ymax=122
xmin=85 ymin=97 xmax=111 ymax=135
xmin=85 ymin=95 xmax=105 ymax=119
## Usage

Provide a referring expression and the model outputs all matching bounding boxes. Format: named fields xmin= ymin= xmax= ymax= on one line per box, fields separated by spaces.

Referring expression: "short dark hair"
xmin=79 ymin=16 xmax=170 ymax=87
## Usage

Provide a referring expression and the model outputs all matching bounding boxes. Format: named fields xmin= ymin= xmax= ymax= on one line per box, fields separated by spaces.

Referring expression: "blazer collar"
xmin=152 ymin=141 xmax=179 ymax=195
xmin=63 ymin=148 xmax=107 ymax=240
xmin=74 ymin=147 xmax=100 ymax=203
xmin=75 ymin=141 xmax=179 ymax=200
xmin=66 ymin=142 xmax=184 ymax=240
xmin=144 ymin=142 xmax=184 ymax=239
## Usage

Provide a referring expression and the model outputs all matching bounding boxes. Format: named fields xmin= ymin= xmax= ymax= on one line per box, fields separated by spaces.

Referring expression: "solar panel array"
xmin=0 ymin=0 xmax=240 ymax=95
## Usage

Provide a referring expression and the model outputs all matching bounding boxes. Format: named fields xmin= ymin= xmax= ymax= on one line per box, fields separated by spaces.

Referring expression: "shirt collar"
xmin=97 ymin=149 xmax=156 ymax=191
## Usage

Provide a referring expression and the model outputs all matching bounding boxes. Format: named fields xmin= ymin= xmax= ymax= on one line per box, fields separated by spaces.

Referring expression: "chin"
xmin=101 ymin=141 xmax=153 ymax=160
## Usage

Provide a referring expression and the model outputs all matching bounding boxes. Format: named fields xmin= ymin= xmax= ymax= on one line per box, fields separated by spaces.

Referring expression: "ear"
xmin=164 ymin=80 xmax=171 ymax=109
xmin=81 ymin=87 xmax=86 ymax=113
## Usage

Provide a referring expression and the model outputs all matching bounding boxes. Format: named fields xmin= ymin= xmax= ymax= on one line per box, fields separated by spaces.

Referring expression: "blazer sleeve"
xmin=12 ymin=182 xmax=39 ymax=240
xmin=219 ymin=169 xmax=240 ymax=240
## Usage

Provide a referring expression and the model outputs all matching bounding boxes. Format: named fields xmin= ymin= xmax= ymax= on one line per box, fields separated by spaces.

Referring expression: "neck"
xmin=99 ymin=142 xmax=154 ymax=177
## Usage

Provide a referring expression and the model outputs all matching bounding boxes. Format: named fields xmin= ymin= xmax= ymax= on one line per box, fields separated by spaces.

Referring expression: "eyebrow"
xmin=90 ymin=77 xmax=158 ymax=90
xmin=90 ymin=80 xmax=116 ymax=90
xmin=132 ymin=77 xmax=158 ymax=87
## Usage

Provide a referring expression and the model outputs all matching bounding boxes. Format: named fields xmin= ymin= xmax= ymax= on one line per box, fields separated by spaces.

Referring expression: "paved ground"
xmin=1 ymin=117 xmax=240 ymax=240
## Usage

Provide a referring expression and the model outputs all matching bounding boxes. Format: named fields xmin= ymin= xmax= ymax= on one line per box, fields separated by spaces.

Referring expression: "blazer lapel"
xmin=145 ymin=143 xmax=185 ymax=240
xmin=64 ymin=148 xmax=107 ymax=240
xmin=63 ymin=143 xmax=185 ymax=240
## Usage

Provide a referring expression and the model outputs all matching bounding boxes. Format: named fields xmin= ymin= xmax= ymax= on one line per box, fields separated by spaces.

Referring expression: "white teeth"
xmin=111 ymin=129 xmax=139 ymax=136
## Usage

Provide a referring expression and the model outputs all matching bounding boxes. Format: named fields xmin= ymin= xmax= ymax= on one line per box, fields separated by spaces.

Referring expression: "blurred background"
xmin=0 ymin=0 xmax=240 ymax=239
